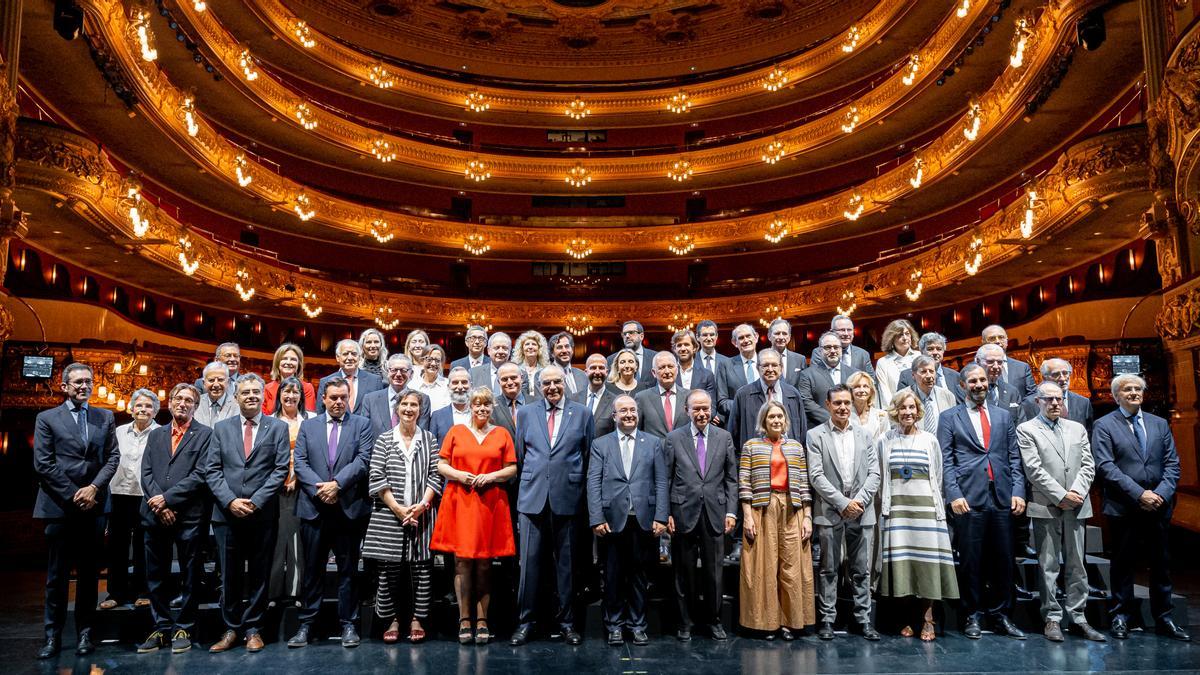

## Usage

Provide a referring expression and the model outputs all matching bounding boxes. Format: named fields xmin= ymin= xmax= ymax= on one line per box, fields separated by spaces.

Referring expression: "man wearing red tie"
xmin=635 ymin=352 xmax=691 ymax=439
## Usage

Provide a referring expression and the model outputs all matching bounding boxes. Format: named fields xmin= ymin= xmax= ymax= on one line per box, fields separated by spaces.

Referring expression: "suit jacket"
xmin=571 ymin=386 xmax=617 ymax=439
xmin=514 ymin=399 xmax=595 ymax=516
xmin=695 ymin=350 xmax=727 ymax=376
xmin=805 ymin=421 xmax=880 ymax=526
xmin=663 ymin=424 xmax=738 ymax=535
xmin=429 ymin=404 xmax=468 ymax=448
xmin=538 ymin=365 xmax=588 ymax=397
xmin=678 ymin=364 xmax=719 ymax=414
xmin=797 ymin=362 xmax=848 ymax=430
xmin=985 ymin=379 xmax=1022 ymax=416
xmin=490 ymin=392 xmax=528 ymax=439
xmin=729 ymin=380 xmax=807 ymax=450
xmin=360 ymin=386 xmax=432 ymax=438
xmin=897 ymin=365 xmax=956 ymax=396
xmin=586 ymin=430 xmax=669 ymax=532
xmin=715 ymin=352 xmax=759 ymax=420
xmin=205 ymin=414 xmax=290 ymax=523
xmin=1018 ymin=391 xmax=1094 ymax=432
xmin=139 ymin=421 xmax=212 ymax=526
xmin=33 ymin=402 xmax=120 ymax=519
xmin=1006 ymin=357 xmax=1037 ymax=398
xmin=607 ymin=348 xmax=659 ymax=387
xmin=897 ymin=385 xmax=958 ymax=433
xmin=635 ymin=386 xmax=692 ymax=439
xmin=293 ymin=413 xmax=374 ymax=521
xmin=316 ymin=369 xmax=385 ymax=415
xmin=1091 ymin=409 xmax=1181 ymax=518
xmin=1016 ymin=416 xmax=1094 ymax=520
xmin=469 ymin=362 xmax=515 ymax=394
xmin=937 ymin=403 xmax=1025 ymax=508
xmin=810 ymin=344 xmax=875 ymax=379
xmin=450 ymin=354 xmax=490 ymax=372
xmin=776 ymin=349 xmax=809 ymax=389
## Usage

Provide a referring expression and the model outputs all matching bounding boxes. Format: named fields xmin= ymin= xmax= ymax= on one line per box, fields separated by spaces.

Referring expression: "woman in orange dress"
xmin=431 ymin=386 xmax=517 ymax=645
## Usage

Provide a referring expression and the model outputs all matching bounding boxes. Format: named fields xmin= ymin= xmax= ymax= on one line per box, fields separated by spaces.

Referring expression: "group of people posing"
xmin=30 ymin=315 xmax=1189 ymax=660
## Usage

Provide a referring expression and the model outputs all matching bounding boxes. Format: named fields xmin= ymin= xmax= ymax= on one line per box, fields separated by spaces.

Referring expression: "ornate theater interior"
xmin=1 ymin=0 xmax=1200 ymax=665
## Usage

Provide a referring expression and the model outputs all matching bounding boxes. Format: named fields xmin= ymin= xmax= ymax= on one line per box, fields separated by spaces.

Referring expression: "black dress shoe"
xmin=710 ymin=624 xmax=727 ymax=641
xmin=76 ymin=629 xmax=95 ymax=656
xmin=1111 ymin=618 xmax=1129 ymax=640
xmin=510 ymin=625 xmax=531 ymax=646
xmin=1156 ymin=620 xmax=1191 ymax=642
xmin=861 ymin=623 xmax=880 ymax=641
xmin=607 ymin=629 xmax=624 ymax=646
xmin=676 ymin=628 xmax=692 ymax=642
xmin=817 ymin=622 xmax=835 ymax=640
xmin=564 ymin=629 xmax=582 ymax=645
xmin=779 ymin=627 xmax=794 ymax=641
xmin=1014 ymin=586 xmax=1036 ymax=602
xmin=341 ymin=625 xmax=361 ymax=648
xmin=287 ymin=625 xmax=310 ymax=648
xmin=36 ymin=637 xmax=59 ymax=660
xmin=994 ymin=616 xmax=1026 ymax=640
xmin=632 ymin=629 xmax=650 ymax=646
xmin=963 ymin=618 xmax=983 ymax=639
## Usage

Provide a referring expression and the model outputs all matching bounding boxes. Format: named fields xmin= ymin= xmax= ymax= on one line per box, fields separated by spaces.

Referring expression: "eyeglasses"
xmin=387 ymin=367 xmax=412 ymax=374
xmin=67 ymin=379 xmax=94 ymax=387
xmin=621 ymin=330 xmax=642 ymax=335
xmin=820 ymin=345 xmax=841 ymax=351
xmin=1038 ymin=396 xmax=1064 ymax=403
xmin=982 ymin=359 xmax=1006 ymax=365
xmin=466 ymin=335 xmax=485 ymax=342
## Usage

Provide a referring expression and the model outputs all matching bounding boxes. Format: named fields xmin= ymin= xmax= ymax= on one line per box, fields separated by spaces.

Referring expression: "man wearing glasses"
xmin=34 ymin=363 xmax=120 ymax=659
xmin=362 ymin=354 xmax=431 ymax=438
xmin=451 ymin=325 xmax=490 ymax=371
xmin=608 ymin=321 xmax=658 ymax=387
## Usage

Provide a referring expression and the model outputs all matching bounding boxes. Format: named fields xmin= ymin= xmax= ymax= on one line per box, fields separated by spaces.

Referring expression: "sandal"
xmin=920 ymin=620 xmax=937 ymax=642
xmin=409 ymin=619 xmax=427 ymax=644
xmin=383 ymin=620 xmax=401 ymax=644
xmin=899 ymin=625 xmax=914 ymax=637
xmin=474 ymin=621 xmax=491 ymax=645
xmin=458 ymin=619 xmax=474 ymax=645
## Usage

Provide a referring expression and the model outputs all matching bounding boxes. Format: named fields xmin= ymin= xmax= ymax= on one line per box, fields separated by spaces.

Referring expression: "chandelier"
xmin=565 ymin=237 xmax=592 ymax=259
xmin=667 ymin=90 xmax=691 ymax=114
xmin=956 ymin=0 xmax=971 ymax=19
xmin=667 ymin=159 xmax=693 ymax=182
xmin=374 ymin=306 xmax=400 ymax=331
xmin=909 ymin=155 xmax=925 ymax=189
xmin=905 ymin=269 xmax=924 ymax=301
xmin=464 ymin=232 xmax=491 ymax=255
xmin=300 ymin=290 xmax=323 ymax=317
xmin=235 ymin=153 xmax=253 ymax=187
xmin=369 ymin=63 xmax=395 ymax=89
xmin=464 ymin=157 xmax=491 ymax=182
xmin=964 ymin=237 xmax=984 ymax=275
xmin=836 ymin=290 xmax=857 ymax=316
xmin=179 ymin=96 xmax=200 ymax=137
xmin=565 ymin=315 xmax=594 ymax=337
xmin=962 ymin=97 xmax=982 ymax=141
xmin=468 ymin=313 xmax=493 ymax=331
xmin=371 ymin=136 xmax=396 ymax=163
xmin=234 ymin=266 xmax=255 ymax=301
xmin=121 ymin=175 xmax=147 ymax=237
xmin=668 ymin=232 xmax=695 ymax=255
xmin=841 ymin=24 xmax=861 ymax=53
xmin=294 ymin=102 xmax=318 ymax=130
xmin=1021 ymin=185 xmax=1039 ymax=238
xmin=667 ymin=313 xmax=694 ymax=332
xmin=763 ymin=67 xmax=789 ymax=92
xmin=757 ymin=305 xmax=782 ymax=329
xmin=293 ymin=19 xmax=316 ymax=48
xmin=192 ymin=0 xmax=206 ymax=11
xmin=371 ymin=219 xmax=394 ymax=243
xmin=293 ymin=191 xmax=316 ymax=221
xmin=901 ymin=53 xmax=920 ymax=86
xmin=565 ymin=163 xmax=592 ymax=187
xmin=761 ymin=138 xmax=786 ymax=164
xmin=764 ymin=217 xmax=788 ymax=243
xmin=177 ymin=236 xmax=199 ymax=276
xmin=1010 ymin=15 xmax=1033 ymax=68
xmin=841 ymin=106 xmax=859 ymax=133
xmin=238 ymin=49 xmax=258 ymax=81
xmin=843 ymin=192 xmax=865 ymax=220
xmin=131 ymin=8 xmax=158 ymax=62
xmin=566 ymin=97 xmax=590 ymax=119
xmin=465 ymin=90 xmax=490 ymax=112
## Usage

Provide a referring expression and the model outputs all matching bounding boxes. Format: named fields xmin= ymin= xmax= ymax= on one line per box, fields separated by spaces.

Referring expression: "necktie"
xmin=587 ymin=391 xmax=597 ymax=415
xmin=347 ymin=374 xmax=357 ymax=409
xmin=74 ymin=405 xmax=88 ymax=444
xmin=171 ymin=425 xmax=185 ymax=456
xmin=695 ymin=430 xmax=707 ymax=476
xmin=390 ymin=393 xmax=400 ymax=428
xmin=328 ymin=417 xmax=341 ymax=468
xmin=511 ymin=399 xmax=519 ymax=433
xmin=991 ymin=386 xmax=1000 ymax=404
xmin=1128 ymin=414 xmax=1147 ymax=459
xmin=922 ymin=394 xmax=938 ymax=433
xmin=1062 ymin=396 xmax=1069 ymax=419
xmin=767 ymin=386 xmax=776 ymax=403
xmin=744 ymin=359 xmax=756 ymax=384
xmin=704 ymin=355 xmax=713 ymax=371
xmin=243 ymin=418 xmax=254 ymax=459
xmin=622 ymin=435 xmax=634 ymax=477
xmin=978 ymin=404 xmax=994 ymax=481
xmin=547 ymin=406 xmax=557 ymax=444
xmin=663 ymin=390 xmax=674 ymax=432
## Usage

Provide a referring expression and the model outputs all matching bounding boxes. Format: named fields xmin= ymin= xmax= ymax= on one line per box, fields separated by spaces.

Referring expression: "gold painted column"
xmin=0 ymin=0 xmax=25 ymax=344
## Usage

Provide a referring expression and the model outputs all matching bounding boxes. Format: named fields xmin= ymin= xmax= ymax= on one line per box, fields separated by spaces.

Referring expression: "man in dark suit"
xmin=981 ymin=325 xmax=1037 ymax=397
xmin=430 ymin=367 xmax=474 ymax=446
xmin=571 ymin=354 xmax=617 ymax=439
xmin=469 ymin=332 xmax=513 ymax=392
xmin=635 ymin=352 xmax=691 ymax=439
xmin=288 ymin=379 xmax=374 ymax=648
xmin=798 ymin=331 xmax=849 ymax=430
xmin=715 ymin=323 xmax=760 ymax=423
xmin=810 ymin=315 xmax=875 ymax=378
xmin=137 ymin=383 xmax=212 ymax=654
xmin=545 ymin=331 xmax=588 ymax=396
xmin=608 ymin=320 xmax=658 ymax=386
xmin=664 ymin=390 xmax=738 ymax=641
xmin=510 ymin=365 xmax=596 ymax=646
xmin=1092 ymin=374 xmax=1189 ymax=641
xmin=33 ymin=362 xmax=120 ymax=659
xmin=205 ymin=374 xmax=290 ymax=653
xmin=491 ymin=362 xmax=528 ymax=438
xmin=938 ymin=364 xmax=1027 ymax=640
xmin=317 ymin=339 xmax=385 ymax=415
xmin=671 ymin=329 xmax=718 ymax=409
xmin=730 ymin=349 xmax=807 ymax=450
xmin=695 ymin=320 xmax=726 ymax=374
xmin=361 ymin=354 xmax=431 ymax=437
xmin=193 ymin=342 xmax=242 ymax=391
xmin=587 ymin=394 xmax=668 ymax=646
xmin=1017 ymin=358 xmax=1094 ymax=431
xmin=973 ymin=344 xmax=1023 ymax=414
xmin=767 ymin=318 xmax=808 ymax=388
xmin=897 ymin=332 xmax=956 ymax=395
xmin=450 ymin=324 xmax=491 ymax=372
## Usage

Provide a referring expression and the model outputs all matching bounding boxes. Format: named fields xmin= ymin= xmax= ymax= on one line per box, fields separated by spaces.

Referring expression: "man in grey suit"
xmin=450 ymin=324 xmax=490 ymax=372
xmin=491 ymin=362 xmax=528 ymax=438
xmin=317 ymin=339 xmax=385 ymax=415
xmin=469 ymin=331 xmax=513 ymax=392
xmin=1018 ymin=358 xmax=1094 ymax=431
xmin=729 ymin=349 xmax=806 ymax=450
xmin=1016 ymin=382 xmax=1105 ymax=643
xmin=715 ymin=323 xmax=760 ymax=423
xmin=194 ymin=362 xmax=238 ymax=428
xmin=587 ymin=395 xmax=668 ymax=646
xmin=33 ymin=363 xmax=120 ymax=659
xmin=205 ymin=374 xmax=290 ymax=653
xmin=695 ymin=320 xmax=726 ymax=374
xmin=810 ymin=315 xmax=875 ymax=378
xmin=636 ymin=351 xmax=691 ymax=438
xmin=981 ymin=325 xmax=1037 ymax=397
xmin=361 ymin=354 xmax=431 ymax=437
xmin=900 ymin=355 xmax=958 ymax=435
xmin=672 ymin=329 xmax=718 ymax=409
xmin=545 ymin=331 xmax=588 ymax=396
xmin=767 ymin=318 xmax=808 ymax=388
xmin=571 ymin=354 xmax=617 ymax=439
xmin=608 ymin=320 xmax=658 ymax=386
xmin=798 ymin=331 xmax=849 ymax=429
xmin=664 ymin=390 xmax=738 ymax=641
xmin=807 ymin=384 xmax=880 ymax=640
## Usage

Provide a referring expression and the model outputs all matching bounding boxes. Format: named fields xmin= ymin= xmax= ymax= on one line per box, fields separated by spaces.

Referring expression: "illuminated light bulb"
xmin=902 ymin=54 xmax=920 ymax=86
xmin=963 ymin=97 xmax=982 ymax=141
xmin=193 ymin=0 xmax=206 ymax=10
xmin=374 ymin=306 xmax=400 ymax=330
xmin=294 ymin=103 xmax=318 ymax=130
xmin=565 ymin=315 xmax=593 ymax=337
xmin=841 ymin=24 xmax=861 ymax=53
xmin=667 ymin=90 xmax=691 ymax=114
xmin=124 ymin=177 xmax=147 ymax=237
xmin=180 ymin=96 xmax=200 ymax=137
xmin=301 ymin=290 xmax=322 ymax=318
xmin=177 ymin=236 xmax=199 ymax=275
xmin=667 ymin=313 xmax=694 ymax=332
xmin=293 ymin=191 xmax=316 ymax=221
xmin=843 ymin=192 xmax=865 ymax=221
xmin=464 ymin=158 xmax=491 ymax=182
xmin=565 ymin=163 xmax=592 ymax=187
xmin=837 ymin=290 xmax=857 ymax=317
xmin=1021 ymin=187 xmax=1038 ymax=239
xmin=667 ymin=159 xmax=693 ymax=182
xmin=369 ymin=63 xmax=395 ymax=89
xmin=467 ymin=313 xmax=492 ymax=331
xmin=668 ymin=233 xmax=695 ymax=255
xmin=465 ymin=90 xmax=490 ymax=112
xmin=841 ymin=105 xmax=860 ymax=133
xmin=566 ymin=97 xmax=590 ymax=119
xmin=758 ymin=305 xmax=782 ymax=329
xmin=133 ymin=9 xmax=158 ymax=62
xmin=371 ymin=219 xmax=395 ymax=243
xmin=964 ymin=237 xmax=984 ymax=275
xmin=464 ymin=232 xmax=491 ymax=255
xmin=905 ymin=269 xmax=924 ymax=301
xmin=956 ymin=0 xmax=970 ymax=18
xmin=909 ymin=156 xmax=925 ymax=189
xmin=1010 ymin=16 xmax=1032 ymax=68
xmin=761 ymin=139 xmax=786 ymax=164
xmin=764 ymin=217 xmax=788 ymax=243
xmin=763 ymin=67 xmax=789 ymax=92
xmin=235 ymin=153 xmax=253 ymax=187
xmin=371 ymin=136 xmax=396 ymax=163
xmin=293 ymin=19 xmax=316 ymax=48
xmin=239 ymin=49 xmax=259 ymax=81
xmin=565 ymin=237 xmax=592 ymax=259
xmin=234 ymin=267 xmax=255 ymax=301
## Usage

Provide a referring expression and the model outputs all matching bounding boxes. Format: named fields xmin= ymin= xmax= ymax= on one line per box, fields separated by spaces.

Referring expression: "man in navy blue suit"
xmin=510 ymin=365 xmax=595 ymax=646
xmin=33 ymin=362 xmax=120 ymax=659
xmin=938 ymin=363 xmax=1027 ymax=640
xmin=136 ymin=383 xmax=212 ymax=655
xmin=429 ymin=367 xmax=474 ymax=446
xmin=317 ymin=339 xmax=385 ymax=415
xmin=671 ymin=329 xmax=718 ymax=410
xmin=205 ymin=374 xmax=290 ymax=653
xmin=288 ymin=378 xmax=374 ymax=648
xmin=361 ymin=354 xmax=431 ymax=437
xmin=587 ymin=394 xmax=668 ymax=646
xmin=1092 ymin=374 xmax=1189 ymax=641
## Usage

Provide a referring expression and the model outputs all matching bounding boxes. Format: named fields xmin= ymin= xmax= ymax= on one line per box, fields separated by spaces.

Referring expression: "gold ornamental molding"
xmin=72 ymin=0 xmax=1103 ymax=258
xmin=1156 ymin=18 xmax=1200 ymax=210
xmin=15 ymin=119 xmax=1149 ymax=329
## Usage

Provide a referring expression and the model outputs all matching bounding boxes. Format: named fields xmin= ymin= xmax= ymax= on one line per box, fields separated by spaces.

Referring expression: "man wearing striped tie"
xmin=902 ymin=356 xmax=957 ymax=435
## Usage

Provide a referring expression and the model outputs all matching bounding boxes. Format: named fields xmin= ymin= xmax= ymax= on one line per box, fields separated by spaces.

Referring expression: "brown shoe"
xmin=1044 ymin=621 xmax=1064 ymax=642
xmin=209 ymin=630 xmax=238 ymax=653
xmin=246 ymin=633 xmax=265 ymax=652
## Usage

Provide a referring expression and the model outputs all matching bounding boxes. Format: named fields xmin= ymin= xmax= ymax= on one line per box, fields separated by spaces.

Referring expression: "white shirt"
xmin=739 ymin=355 xmax=759 ymax=383
xmin=416 ymin=375 xmax=450 ymax=411
xmin=620 ymin=432 xmax=636 ymax=479
xmin=679 ymin=364 xmax=695 ymax=390
xmin=657 ymin=385 xmax=678 ymax=420
xmin=966 ymin=401 xmax=988 ymax=446
xmin=829 ymin=421 xmax=856 ymax=483
xmin=240 ymin=412 xmax=263 ymax=450
xmin=546 ymin=401 xmax=564 ymax=446
xmin=451 ymin=404 xmax=472 ymax=428
xmin=700 ymin=350 xmax=719 ymax=372
xmin=111 ymin=421 xmax=159 ymax=496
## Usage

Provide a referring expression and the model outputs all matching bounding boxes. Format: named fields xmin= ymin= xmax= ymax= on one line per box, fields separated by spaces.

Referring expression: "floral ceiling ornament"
xmin=458 ymin=10 xmax=521 ymax=46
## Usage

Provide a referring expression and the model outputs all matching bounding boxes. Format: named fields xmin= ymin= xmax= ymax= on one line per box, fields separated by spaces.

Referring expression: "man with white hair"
xmin=194 ymin=362 xmax=238 ymax=428
xmin=966 ymin=344 xmax=1022 ymax=413
xmin=1018 ymin=358 xmax=1094 ymax=431
xmin=980 ymin=325 xmax=1036 ymax=397
xmin=809 ymin=315 xmax=874 ymax=378
xmin=470 ymin=331 xmax=514 ymax=391
xmin=318 ymin=339 xmax=384 ymax=415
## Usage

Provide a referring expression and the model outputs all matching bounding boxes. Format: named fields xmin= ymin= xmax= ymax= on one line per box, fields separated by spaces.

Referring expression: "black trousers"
xmin=601 ymin=515 xmax=656 ymax=631
xmin=1108 ymin=511 xmax=1174 ymax=624
xmin=106 ymin=494 xmax=147 ymax=603
xmin=43 ymin=516 xmax=105 ymax=639
xmin=951 ymin=497 xmax=1013 ymax=621
xmin=144 ymin=520 xmax=204 ymax=631
xmin=298 ymin=511 xmax=368 ymax=627
xmin=517 ymin=507 xmax=576 ymax=630
xmin=213 ymin=516 xmax=277 ymax=634
xmin=672 ymin=522 xmax=725 ymax=630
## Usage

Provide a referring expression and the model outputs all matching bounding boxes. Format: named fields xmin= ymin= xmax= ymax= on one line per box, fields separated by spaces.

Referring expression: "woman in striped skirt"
xmin=362 ymin=391 xmax=444 ymax=643
xmin=877 ymin=389 xmax=958 ymax=641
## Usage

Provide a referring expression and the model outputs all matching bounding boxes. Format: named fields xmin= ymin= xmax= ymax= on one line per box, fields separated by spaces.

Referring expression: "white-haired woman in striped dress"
xmin=877 ymin=389 xmax=958 ymax=641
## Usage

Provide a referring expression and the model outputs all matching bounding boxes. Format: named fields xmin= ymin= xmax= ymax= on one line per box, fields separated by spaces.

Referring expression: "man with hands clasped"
xmin=587 ymin=395 xmax=668 ymax=646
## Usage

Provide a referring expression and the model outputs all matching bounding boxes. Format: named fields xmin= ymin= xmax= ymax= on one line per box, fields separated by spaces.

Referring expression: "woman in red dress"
xmin=431 ymin=386 xmax=517 ymax=645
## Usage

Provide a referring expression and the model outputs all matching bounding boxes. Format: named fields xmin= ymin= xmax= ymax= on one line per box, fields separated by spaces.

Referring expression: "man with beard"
xmin=544 ymin=331 xmax=588 ymax=395
xmin=672 ymin=330 xmax=717 ymax=411
xmin=608 ymin=321 xmax=658 ymax=386
xmin=430 ymin=367 xmax=474 ymax=446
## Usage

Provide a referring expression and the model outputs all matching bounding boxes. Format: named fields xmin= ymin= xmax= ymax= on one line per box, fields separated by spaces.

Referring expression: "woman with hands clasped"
xmin=430 ymin=387 xmax=518 ymax=645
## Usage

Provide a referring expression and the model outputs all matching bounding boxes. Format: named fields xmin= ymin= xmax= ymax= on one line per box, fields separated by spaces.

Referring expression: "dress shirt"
xmin=241 ymin=412 xmax=263 ymax=449
xmin=393 ymin=431 xmax=421 ymax=505
xmin=111 ymin=421 xmax=159 ymax=496
xmin=679 ymin=364 xmax=695 ymax=390
xmin=620 ymin=432 xmax=636 ymax=479
xmin=469 ymin=356 xmax=485 ymax=368
xmin=416 ymin=375 xmax=450 ymax=411
xmin=739 ymin=355 xmax=759 ymax=383
xmin=631 ymin=349 xmax=645 ymax=374
xmin=546 ymin=400 xmax=564 ymax=446
xmin=451 ymin=404 xmax=472 ymax=428
xmin=65 ymin=401 xmax=89 ymax=444
xmin=700 ymin=350 xmax=720 ymax=372
xmin=775 ymin=349 xmax=791 ymax=374
xmin=821 ymin=360 xmax=843 ymax=385
xmin=966 ymin=401 xmax=988 ymax=446
xmin=915 ymin=386 xmax=940 ymax=433
xmin=585 ymin=387 xmax=604 ymax=415
xmin=829 ymin=421 xmax=855 ymax=486
xmin=658 ymin=385 xmax=678 ymax=423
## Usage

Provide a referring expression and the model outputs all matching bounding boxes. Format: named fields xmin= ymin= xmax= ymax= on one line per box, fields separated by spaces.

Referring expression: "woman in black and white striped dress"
xmin=362 ymin=391 xmax=443 ymax=643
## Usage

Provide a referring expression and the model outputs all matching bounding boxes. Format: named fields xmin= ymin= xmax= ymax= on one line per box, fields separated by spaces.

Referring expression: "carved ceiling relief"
xmin=556 ymin=15 xmax=603 ymax=49
xmin=458 ymin=10 xmax=523 ymax=45
xmin=636 ymin=11 xmax=699 ymax=45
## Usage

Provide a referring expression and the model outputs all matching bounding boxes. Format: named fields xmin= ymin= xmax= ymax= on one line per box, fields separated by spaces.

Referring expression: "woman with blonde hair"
xmin=358 ymin=328 xmax=390 ymax=378
xmin=514 ymin=331 xmax=549 ymax=398
xmin=263 ymin=342 xmax=316 ymax=414
xmin=404 ymin=330 xmax=431 ymax=367
xmin=846 ymin=371 xmax=890 ymax=440
xmin=606 ymin=348 xmax=643 ymax=395
xmin=874 ymin=319 xmax=920 ymax=407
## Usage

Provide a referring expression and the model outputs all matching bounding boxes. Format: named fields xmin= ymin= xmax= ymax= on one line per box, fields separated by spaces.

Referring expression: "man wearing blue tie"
xmin=288 ymin=379 xmax=375 ymax=648
xmin=1091 ymin=374 xmax=1189 ymax=641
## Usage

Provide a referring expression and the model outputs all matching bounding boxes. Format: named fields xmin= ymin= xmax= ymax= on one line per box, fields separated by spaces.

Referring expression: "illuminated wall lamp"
xmin=843 ymin=193 xmax=865 ymax=221
xmin=235 ymin=153 xmax=253 ymax=187
xmin=371 ymin=219 xmax=395 ymax=243
xmin=901 ymin=54 xmax=920 ymax=86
